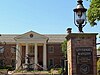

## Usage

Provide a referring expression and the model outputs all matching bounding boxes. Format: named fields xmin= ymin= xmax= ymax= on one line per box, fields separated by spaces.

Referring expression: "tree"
xmin=99 ymin=34 xmax=100 ymax=38
xmin=97 ymin=58 xmax=100 ymax=74
xmin=61 ymin=40 xmax=67 ymax=58
xmin=98 ymin=46 xmax=100 ymax=51
xmin=87 ymin=0 xmax=100 ymax=26
xmin=61 ymin=40 xmax=67 ymax=74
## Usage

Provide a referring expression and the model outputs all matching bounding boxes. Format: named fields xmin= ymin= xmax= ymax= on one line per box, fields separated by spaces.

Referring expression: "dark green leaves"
xmin=61 ymin=40 xmax=67 ymax=58
xmin=87 ymin=0 xmax=100 ymax=26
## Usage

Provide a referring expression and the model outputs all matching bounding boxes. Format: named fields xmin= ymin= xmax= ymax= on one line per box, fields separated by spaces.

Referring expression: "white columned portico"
xmin=43 ymin=43 xmax=47 ymax=70
xmin=15 ymin=31 xmax=48 ymax=70
xmin=25 ymin=43 xmax=29 ymax=64
xmin=16 ymin=43 xmax=21 ymax=69
xmin=34 ymin=43 xmax=38 ymax=69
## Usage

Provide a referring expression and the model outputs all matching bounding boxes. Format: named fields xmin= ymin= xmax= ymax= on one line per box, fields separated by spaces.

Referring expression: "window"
xmin=60 ymin=59 xmax=64 ymax=67
xmin=11 ymin=46 xmax=16 ymax=53
xmin=12 ymin=59 xmax=15 ymax=67
xmin=48 ymin=58 xmax=54 ymax=67
xmin=0 ymin=59 xmax=4 ymax=66
xmin=48 ymin=46 xmax=54 ymax=53
xmin=0 ymin=46 xmax=4 ymax=53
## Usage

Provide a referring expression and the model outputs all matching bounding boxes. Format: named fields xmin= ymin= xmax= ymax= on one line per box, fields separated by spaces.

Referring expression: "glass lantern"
xmin=73 ymin=0 xmax=87 ymax=32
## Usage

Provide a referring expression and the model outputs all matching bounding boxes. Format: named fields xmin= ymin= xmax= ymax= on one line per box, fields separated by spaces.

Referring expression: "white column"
xmin=25 ymin=43 xmax=28 ymax=64
xmin=43 ymin=43 xmax=47 ymax=70
xmin=34 ymin=43 xmax=38 ymax=70
xmin=16 ymin=43 xmax=21 ymax=69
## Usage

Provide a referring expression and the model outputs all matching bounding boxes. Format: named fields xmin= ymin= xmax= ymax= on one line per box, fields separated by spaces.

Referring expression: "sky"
xmin=0 ymin=0 xmax=99 ymax=35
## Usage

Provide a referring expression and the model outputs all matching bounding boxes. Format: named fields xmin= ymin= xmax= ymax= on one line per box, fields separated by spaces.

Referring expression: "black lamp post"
xmin=73 ymin=0 xmax=87 ymax=32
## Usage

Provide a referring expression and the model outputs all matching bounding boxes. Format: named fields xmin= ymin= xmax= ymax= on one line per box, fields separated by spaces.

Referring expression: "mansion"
xmin=0 ymin=31 xmax=66 ymax=70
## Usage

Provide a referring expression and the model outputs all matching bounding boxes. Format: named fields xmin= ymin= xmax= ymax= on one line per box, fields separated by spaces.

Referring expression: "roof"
xmin=0 ymin=33 xmax=66 ymax=43
xmin=0 ymin=34 xmax=18 ymax=43
xmin=45 ymin=34 xmax=66 ymax=43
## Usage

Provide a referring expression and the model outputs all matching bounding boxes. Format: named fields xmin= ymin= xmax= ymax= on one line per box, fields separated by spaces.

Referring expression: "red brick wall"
xmin=47 ymin=43 xmax=64 ymax=68
xmin=0 ymin=43 xmax=64 ymax=69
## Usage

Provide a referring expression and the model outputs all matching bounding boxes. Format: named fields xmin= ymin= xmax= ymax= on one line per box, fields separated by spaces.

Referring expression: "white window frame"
xmin=48 ymin=46 xmax=54 ymax=53
xmin=0 ymin=46 xmax=4 ymax=53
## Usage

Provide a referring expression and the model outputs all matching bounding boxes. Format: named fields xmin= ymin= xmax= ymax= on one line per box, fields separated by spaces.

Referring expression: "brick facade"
xmin=0 ymin=31 xmax=66 ymax=70
xmin=66 ymin=33 xmax=97 ymax=75
xmin=47 ymin=43 xmax=63 ymax=68
xmin=0 ymin=43 xmax=64 ymax=69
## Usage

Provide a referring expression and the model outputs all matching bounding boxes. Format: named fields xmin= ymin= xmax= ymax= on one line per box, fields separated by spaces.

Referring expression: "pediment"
xmin=15 ymin=31 xmax=48 ymax=41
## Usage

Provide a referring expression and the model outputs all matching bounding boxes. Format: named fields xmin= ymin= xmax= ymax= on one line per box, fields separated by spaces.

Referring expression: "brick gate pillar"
xmin=66 ymin=33 xmax=97 ymax=75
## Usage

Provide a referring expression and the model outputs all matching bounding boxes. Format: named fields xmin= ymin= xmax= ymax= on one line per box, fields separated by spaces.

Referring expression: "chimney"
xmin=67 ymin=28 xmax=72 ymax=33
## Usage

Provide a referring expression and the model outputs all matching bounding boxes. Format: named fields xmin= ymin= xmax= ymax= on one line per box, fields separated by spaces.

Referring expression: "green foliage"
xmin=98 ymin=46 xmax=100 ymax=51
xmin=97 ymin=58 xmax=100 ymax=74
xmin=87 ymin=0 xmax=100 ymax=26
xmin=61 ymin=40 xmax=67 ymax=58
xmin=0 ymin=66 xmax=14 ymax=71
xmin=50 ymin=68 xmax=62 ymax=74
xmin=57 ymin=68 xmax=62 ymax=74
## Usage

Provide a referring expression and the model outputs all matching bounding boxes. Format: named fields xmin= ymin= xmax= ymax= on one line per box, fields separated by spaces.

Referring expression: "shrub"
xmin=0 ymin=66 xmax=15 ymax=71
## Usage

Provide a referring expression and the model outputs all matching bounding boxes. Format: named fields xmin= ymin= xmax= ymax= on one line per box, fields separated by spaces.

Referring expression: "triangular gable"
xmin=15 ymin=31 xmax=48 ymax=40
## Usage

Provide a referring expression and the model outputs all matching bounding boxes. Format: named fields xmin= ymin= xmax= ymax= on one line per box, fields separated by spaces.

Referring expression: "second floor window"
xmin=0 ymin=46 xmax=4 ymax=53
xmin=11 ymin=46 xmax=16 ymax=53
xmin=48 ymin=46 xmax=54 ymax=53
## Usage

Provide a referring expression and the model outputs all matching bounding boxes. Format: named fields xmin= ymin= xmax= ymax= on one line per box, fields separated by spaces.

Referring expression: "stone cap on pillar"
xmin=66 ymin=33 xmax=98 ymax=40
